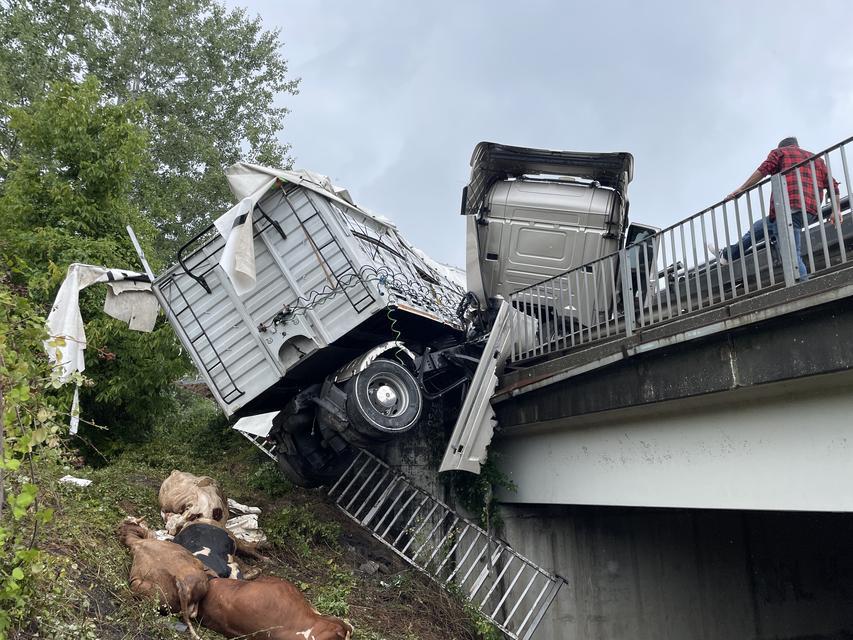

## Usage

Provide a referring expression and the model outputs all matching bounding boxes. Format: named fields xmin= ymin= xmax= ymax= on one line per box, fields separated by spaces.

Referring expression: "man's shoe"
xmin=706 ymin=243 xmax=728 ymax=266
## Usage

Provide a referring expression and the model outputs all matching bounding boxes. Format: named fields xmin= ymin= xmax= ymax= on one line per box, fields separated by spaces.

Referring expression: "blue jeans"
xmin=724 ymin=210 xmax=815 ymax=281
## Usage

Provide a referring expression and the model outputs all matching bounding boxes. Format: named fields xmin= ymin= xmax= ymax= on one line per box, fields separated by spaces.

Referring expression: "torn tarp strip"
xmin=231 ymin=411 xmax=279 ymax=438
xmin=214 ymin=197 xmax=257 ymax=296
xmin=45 ymin=263 xmax=159 ymax=434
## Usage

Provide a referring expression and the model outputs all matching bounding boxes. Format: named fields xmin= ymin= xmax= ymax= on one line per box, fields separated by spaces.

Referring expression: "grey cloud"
xmin=234 ymin=0 xmax=853 ymax=267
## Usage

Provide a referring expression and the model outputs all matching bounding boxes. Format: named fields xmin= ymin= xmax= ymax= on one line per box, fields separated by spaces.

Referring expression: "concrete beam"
xmin=493 ymin=370 xmax=853 ymax=511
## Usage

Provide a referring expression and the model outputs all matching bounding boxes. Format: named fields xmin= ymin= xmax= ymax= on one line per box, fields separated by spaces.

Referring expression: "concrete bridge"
xmin=486 ymin=138 xmax=853 ymax=639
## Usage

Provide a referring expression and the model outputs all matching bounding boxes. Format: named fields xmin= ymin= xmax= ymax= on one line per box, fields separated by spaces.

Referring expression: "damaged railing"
xmin=329 ymin=450 xmax=565 ymax=640
xmin=232 ymin=431 xmax=565 ymax=640
xmin=510 ymin=136 xmax=853 ymax=363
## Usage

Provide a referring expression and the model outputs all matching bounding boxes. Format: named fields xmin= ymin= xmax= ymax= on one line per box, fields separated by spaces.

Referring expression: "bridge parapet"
xmin=508 ymin=136 xmax=853 ymax=366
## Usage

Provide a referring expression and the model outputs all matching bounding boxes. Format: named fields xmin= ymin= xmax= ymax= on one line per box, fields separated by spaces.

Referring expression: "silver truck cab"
xmin=463 ymin=141 xmax=634 ymax=306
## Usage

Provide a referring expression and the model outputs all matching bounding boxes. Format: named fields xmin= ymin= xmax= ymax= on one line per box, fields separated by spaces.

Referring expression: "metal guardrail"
xmin=234 ymin=433 xmax=565 ymax=639
xmin=509 ymin=136 xmax=853 ymax=363
xmin=329 ymin=449 xmax=565 ymax=640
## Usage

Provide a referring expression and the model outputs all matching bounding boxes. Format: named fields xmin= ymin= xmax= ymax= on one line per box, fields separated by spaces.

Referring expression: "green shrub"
xmin=248 ymin=462 xmax=292 ymax=498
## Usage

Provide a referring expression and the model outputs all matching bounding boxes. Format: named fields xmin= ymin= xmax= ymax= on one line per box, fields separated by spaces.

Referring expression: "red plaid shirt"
xmin=759 ymin=146 xmax=840 ymax=220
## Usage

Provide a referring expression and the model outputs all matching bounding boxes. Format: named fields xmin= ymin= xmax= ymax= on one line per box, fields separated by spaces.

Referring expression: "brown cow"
xmin=118 ymin=518 xmax=209 ymax=640
xmin=159 ymin=470 xmax=229 ymax=535
xmin=199 ymin=575 xmax=353 ymax=640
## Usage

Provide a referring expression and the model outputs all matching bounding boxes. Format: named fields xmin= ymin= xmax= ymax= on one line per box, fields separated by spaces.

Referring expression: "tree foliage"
xmin=90 ymin=0 xmax=299 ymax=255
xmin=0 ymin=0 xmax=298 ymax=257
xmin=0 ymin=283 xmax=60 ymax=638
xmin=0 ymin=0 xmax=102 ymax=162
xmin=0 ymin=77 xmax=148 ymax=292
xmin=0 ymin=78 xmax=190 ymax=454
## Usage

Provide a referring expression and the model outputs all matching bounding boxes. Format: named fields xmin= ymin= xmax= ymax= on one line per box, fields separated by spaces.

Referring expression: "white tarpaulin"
xmin=103 ymin=279 xmax=160 ymax=331
xmin=214 ymin=197 xmax=257 ymax=296
xmin=214 ymin=163 xmax=396 ymax=297
xmin=45 ymin=263 xmax=158 ymax=433
xmin=226 ymin=498 xmax=266 ymax=544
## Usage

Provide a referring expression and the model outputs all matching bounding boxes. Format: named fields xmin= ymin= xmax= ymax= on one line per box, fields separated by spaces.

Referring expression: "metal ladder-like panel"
xmin=162 ymin=276 xmax=244 ymax=404
xmin=280 ymin=189 xmax=376 ymax=313
xmin=235 ymin=429 xmax=278 ymax=461
xmin=329 ymin=450 xmax=565 ymax=640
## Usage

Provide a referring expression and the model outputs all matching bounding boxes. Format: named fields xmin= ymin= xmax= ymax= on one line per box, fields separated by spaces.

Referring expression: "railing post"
xmin=619 ymin=248 xmax=635 ymax=336
xmin=771 ymin=173 xmax=798 ymax=287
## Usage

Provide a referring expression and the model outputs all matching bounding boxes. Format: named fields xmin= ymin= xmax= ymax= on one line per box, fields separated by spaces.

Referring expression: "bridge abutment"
xmin=499 ymin=502 xmax=853 ymax=640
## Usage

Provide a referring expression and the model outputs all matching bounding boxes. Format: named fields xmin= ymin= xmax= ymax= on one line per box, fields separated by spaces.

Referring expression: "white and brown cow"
xmin=159 ymin=470 xmax=229 ymax=535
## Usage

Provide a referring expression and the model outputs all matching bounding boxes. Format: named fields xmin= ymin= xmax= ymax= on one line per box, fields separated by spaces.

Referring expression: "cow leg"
xmin=226 ymin=555 xmax=243 ymax=580
xmin=234 ymin=539 xmax=268 ymax=562
xmin=175 ymin=578 xmax=202 ymax=640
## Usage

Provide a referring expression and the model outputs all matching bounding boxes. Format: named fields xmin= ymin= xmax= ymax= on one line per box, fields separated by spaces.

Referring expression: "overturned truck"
xmin=135 ymin=145 xmax=637 ymax=485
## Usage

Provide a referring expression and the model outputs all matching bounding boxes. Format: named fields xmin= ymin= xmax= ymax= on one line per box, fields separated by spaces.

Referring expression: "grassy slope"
xmin=11 ymin=390 xmax=489 ymax=640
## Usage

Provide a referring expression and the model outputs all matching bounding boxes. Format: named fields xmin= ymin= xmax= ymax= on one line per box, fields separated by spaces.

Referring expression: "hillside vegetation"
xmin=8 ymin=387 xmax=490 ymax=640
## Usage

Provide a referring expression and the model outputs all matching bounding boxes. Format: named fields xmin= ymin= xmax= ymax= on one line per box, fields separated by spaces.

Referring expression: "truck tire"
xmin=345 ymin=359 xmax=422 ymax=441
xmin=276 ymin=446 xmax=322 ymax=488
xmin=272 ymin=396 xmax=347 ymax=487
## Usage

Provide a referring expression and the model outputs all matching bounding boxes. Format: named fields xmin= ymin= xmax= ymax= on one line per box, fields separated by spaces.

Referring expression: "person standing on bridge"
xmin=711 ymin=137 xmax=840 ymax=281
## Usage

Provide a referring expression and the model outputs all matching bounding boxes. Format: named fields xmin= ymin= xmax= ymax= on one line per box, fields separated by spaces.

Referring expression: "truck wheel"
xmin=276 ymin=447 xmax=322 ymax=488
xmin=272 ymin=398 xmax=347 ymax=487
xmin=345 ymin=359 xmax=422 ymax=440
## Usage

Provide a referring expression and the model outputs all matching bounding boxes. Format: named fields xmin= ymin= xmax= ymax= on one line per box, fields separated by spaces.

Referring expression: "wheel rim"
xmin=365 ymin=372 xmax=410 ymax=419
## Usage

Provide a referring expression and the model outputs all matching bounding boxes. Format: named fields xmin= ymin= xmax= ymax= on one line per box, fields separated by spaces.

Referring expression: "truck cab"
xmin=463 ymin=141 xmax=634 ymax=307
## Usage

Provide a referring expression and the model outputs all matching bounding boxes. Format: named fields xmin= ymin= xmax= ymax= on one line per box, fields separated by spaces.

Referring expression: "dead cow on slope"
xmin=118 ymin=518 xmax=208 ymax=640
xmin=159 ymin=470 xmax=228 ymax=535
xmin=173 ymin=522 xmax=242 ymax=579
xmin=199 ymin=575 xmax=353 ymax=640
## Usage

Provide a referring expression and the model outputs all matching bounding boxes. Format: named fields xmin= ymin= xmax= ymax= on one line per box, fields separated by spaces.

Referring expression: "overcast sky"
xmin=229 ymin=0 xmax=853 ymax=267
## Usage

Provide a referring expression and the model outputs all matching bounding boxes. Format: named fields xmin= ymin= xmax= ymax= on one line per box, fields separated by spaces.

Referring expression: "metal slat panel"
xmin=328 ymin=449 xmax=564 ymax=640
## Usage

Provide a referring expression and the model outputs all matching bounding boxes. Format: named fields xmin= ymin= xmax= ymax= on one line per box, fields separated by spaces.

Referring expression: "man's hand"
xmin=728 ymin=170 xmax=765 ymax=201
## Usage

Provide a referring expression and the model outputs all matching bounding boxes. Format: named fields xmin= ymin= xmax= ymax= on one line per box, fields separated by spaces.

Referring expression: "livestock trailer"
xmin=147 ymin=164 xmax=472 ymax=483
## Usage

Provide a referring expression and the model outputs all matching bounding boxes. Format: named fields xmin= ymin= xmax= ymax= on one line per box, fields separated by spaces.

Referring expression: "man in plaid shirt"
xmin=712 ymin=136 xmax=841 ymax=281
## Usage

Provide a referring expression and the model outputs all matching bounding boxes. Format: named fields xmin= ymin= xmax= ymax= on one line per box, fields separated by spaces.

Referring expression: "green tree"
xmin=0 ymin=77 xmax=190 ymax=454
xmin=92 ymin=0 xmax=299 ymax=256
xmin=0 ymin=0 xmax=299 ymax=259
xmin=0 ymin=0 xmax=102 ymax=167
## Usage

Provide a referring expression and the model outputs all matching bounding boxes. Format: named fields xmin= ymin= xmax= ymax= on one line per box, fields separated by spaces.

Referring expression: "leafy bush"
xmin=447 ymin=455 xmax=516 ymax=528
xmin=312 ymin=564 xmax=356 ymax=617
xmin=248 ymin=462 xmax=293 ymax=498
xmin=0 ymin=285 xmax=63 ymax=637
xmin=0 ymin=78 xmax=191 ymax=458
